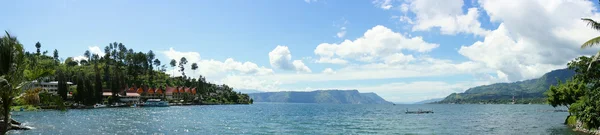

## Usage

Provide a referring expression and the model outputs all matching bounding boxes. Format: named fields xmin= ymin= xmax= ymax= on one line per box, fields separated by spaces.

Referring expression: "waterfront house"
xmin=23 ymin=80 xmax=74 ymax=95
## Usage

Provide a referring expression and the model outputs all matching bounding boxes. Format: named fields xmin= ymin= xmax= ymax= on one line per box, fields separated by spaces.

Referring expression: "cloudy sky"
xmin=2 ymin=0 xmax=600 ymax=103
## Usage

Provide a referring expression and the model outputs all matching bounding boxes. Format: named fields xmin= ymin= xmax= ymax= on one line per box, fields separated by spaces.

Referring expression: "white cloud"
xmin=314 ymin=25 xmax=439 ymax=64
xmin=322 ymin=68 xmax=336 ymax=74
xmin=373 ymin=0 xmax=393 ymax=10
xmin=88 ymin=46 xmax=106 ymax=56
xmin=407 ymin=0 xmax=490 ymax=36
xmin=269 ymin=45 xmax=312 ymax=73
xmin=336 ymin=27 xmax=347 ymax=38
xmin=457 ymin=0 xmax=600 ymax=81
xmin=162 ymin=48 xmax=273 ymax=80
xmin=383 ymin=53 xmax=414 ymax=65
xmin=72 ymin=56 xmax=87 ymax=62
xmin=315 ymin=57 xmax=348 ymax=64
xmin=304 ymin=0 xmax=317 ymax=3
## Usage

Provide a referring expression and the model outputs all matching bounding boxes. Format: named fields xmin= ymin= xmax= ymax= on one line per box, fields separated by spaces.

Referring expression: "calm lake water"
xmin=9 ymin=103 xmax=581 ymax=135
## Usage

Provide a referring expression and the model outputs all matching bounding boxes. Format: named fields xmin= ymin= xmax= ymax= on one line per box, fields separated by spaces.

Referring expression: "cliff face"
xmin=248 ymin=90 xmax=392 ymax=104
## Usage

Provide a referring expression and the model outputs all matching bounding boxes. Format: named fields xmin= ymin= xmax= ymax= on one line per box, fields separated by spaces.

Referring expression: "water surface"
xmin=10 ymin=103 xmax=580 ymax=134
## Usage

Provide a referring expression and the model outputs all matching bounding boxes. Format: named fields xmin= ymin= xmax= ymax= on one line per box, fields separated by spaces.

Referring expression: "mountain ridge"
xmin=437 ymin=69 xmax=575 ymax=104
xmin=248 ymin=90 xmax=392 ymax=104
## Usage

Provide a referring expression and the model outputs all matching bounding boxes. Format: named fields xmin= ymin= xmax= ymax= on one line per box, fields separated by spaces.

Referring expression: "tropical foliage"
xmin=0 ymin=31 xmax=253 ymax=132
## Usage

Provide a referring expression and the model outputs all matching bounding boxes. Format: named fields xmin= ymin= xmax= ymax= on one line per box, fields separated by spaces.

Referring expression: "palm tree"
xmin=170 ymin=59 xmax=176 ymax=77
xmin=191 ymin=63 xmax=198 ymax=75
xmin=35 ymin=42 xmax=41 ymax=55
xmin=0 ymin=31 xmax=27 ymax=133
xmin=581 ymin=18 xmax=600 ymax=70
xmin=179 ymin=57 xmax=188 ymax=78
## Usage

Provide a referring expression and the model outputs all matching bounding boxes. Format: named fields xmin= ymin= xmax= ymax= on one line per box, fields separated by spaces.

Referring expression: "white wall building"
xmin=26 ymin=81 xmax=73 ymax=95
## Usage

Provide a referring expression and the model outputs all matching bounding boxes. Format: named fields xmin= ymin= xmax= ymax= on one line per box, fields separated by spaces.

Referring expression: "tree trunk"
xmin=1 ymin=97 xmax=12 ymax=134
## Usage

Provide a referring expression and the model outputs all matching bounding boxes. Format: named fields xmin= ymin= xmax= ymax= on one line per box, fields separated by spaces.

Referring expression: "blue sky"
xmin=3 ymin=0 xmax=600 ymax=103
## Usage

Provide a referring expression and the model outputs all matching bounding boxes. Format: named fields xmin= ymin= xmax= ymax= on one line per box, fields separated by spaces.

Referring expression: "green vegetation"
xmin=0 ymin=31 xmax=253 ymax=132
xmin=545 ymin=17 xmax=600 ymax=131
xmin=436 ymin=69 xmax=575 ymax=104
xmin=0 ymin=31 xmax=27 ymax=133
xmin=248 ymin=90 xmax=391 ymax=104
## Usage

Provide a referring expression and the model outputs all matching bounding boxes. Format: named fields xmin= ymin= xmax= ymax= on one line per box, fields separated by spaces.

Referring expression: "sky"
xmin=2 ymin=0 xmax=600 ymax=103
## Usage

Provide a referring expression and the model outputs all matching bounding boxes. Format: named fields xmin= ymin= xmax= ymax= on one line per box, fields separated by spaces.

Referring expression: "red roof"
xmin=156 ymin=88 xmax=163 ymax=94
xmin=147 ymin=88 xmax=154 ymax=94
xmin=184 ymin=88 xmax=191 ymax=93
xmin=137 ymin=88 xmax=144 ymax=94
xmin=165 ymin=86 xmax=177 ymax=94
xmin=191 ymin=88 xmax=197 ymax=94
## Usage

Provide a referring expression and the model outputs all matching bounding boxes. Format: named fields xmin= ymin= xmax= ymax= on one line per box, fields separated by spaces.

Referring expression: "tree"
xmin=580 ymin=18 xmax=600 ymax=70
xmin=35 ymin=42 xmax=41 ymax=55
xmin=147 ymin=51 xmax=155 ymax=70
xmin=545 ymin=78 xmax=585 ymax=115
xmin=153 ymin=59 xmax=161 ymax=70
xmin=84 ymin=50 xmax=91 ymax=63
xmin=57 ymin=68 xmax=68 ymax=100
xmin=179 ymin=57 xmax=188 ymax=78
xmin=53 ymin=49 xmax=59 ymax=64
xmin=191 ymin=63 xmax=198 ymax=74
xmin=170 ymin=59 xmax=176 ymax=77
xmin=94 ymin=61 xmax=103 ymax=103
xmin=65 ymin=57 xmax=78 ymax=67
xmin=0 ymin=31 xmax=27 ymax=133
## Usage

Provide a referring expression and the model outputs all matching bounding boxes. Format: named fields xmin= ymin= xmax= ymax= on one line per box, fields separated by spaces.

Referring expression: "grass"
xmin=10 ymin=105 xmax=39 ymax=111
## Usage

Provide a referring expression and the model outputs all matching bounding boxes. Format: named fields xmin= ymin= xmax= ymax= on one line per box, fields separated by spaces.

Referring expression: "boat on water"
xmin=93 ymin=104 xmax=107 ymax=108
xmin=405 ymin=108 xmax=434 ymax=114
xmin=142 ymin=99 xmax=169 ymax=107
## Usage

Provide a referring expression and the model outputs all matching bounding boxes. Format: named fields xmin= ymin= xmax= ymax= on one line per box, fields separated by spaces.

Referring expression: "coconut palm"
xmin=581 ymin=18 xmax=600 ymax=70
xmin=0 ymin=31 xmax=27 ymax=133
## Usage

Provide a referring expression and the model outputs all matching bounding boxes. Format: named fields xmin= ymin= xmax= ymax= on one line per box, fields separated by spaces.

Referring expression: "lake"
xmin=9 ymin=103 xmax=580 ymax=134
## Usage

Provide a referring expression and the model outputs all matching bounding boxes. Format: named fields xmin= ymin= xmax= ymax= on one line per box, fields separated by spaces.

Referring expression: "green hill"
xmin=248 ymin=90 xmax=392 ymax=104
xmin=437 ymin=69 xmax=575 ymax=104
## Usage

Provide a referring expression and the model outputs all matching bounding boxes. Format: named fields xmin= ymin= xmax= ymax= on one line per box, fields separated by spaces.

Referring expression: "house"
xmin=24 ymin=81 xmax=74 ymax=95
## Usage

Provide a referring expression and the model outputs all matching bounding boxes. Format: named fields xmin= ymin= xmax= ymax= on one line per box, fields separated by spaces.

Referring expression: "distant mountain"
xmin=248 ymin=90 xmax=392 ymax=104
xmin=414 ymin=98 xmax=444 ymax=104
xmin=235 ymin=89 xmax=263 ymax=94
xmin=438 ymin=69 xmax=575 ymax=104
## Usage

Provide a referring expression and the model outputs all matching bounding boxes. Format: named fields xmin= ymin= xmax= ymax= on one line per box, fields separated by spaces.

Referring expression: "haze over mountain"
xmin=413 ymin=98 xmax=444 ymax=104
xmin=248 ymin=90 xmax=392 ymax=104
xmin=235 ymin=89 xmax=264 ymax=94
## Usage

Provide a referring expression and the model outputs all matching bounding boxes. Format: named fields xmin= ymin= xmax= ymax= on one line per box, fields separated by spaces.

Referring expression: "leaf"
xmin=582 ymin=36 xmax=600 ymax=48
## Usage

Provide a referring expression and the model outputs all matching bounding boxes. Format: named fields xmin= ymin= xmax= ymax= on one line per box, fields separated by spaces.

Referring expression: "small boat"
xmin=93 ymin=104 xmax=107 ymax=108
xmin=405 ymin=108 xmax=434 ymax=114
xmin=142 ymin=99 xmax=169 ymax=107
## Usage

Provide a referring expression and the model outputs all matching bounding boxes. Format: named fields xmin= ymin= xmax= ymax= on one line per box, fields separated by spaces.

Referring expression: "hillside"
xmin=414 ymin=98 xmax=444 ymax=104
xmin=437 ymin=69 xmax=575 ymax=104
xmin=248 ymin=90 xmax=392 ymax=104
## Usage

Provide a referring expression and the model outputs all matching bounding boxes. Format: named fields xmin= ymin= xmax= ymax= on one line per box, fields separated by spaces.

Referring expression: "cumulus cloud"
xmin=458 ymin=0 xmax=600 ymax=81
xmin=269 ymin=45 xmax=312 ymax=73
xmin=407 ymin=0 xmax=490 ymax=36
xmin=88 ymin=46 xmax=106 ymax=56
xmin=383 ymin=53 xmax=415 ymax=65
xmin=314 ymin=25 xmax=439 ymax=64
xmin=322 ymin=68 xmax=336 ymax=74
xmin=72 ymin=56 xmax=87 ymax=62
xmin=162 ymin=48 xmax=273 ymax=79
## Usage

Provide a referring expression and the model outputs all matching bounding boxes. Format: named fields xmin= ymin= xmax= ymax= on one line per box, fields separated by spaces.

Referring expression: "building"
xmin=24 ymin=81 xmax=74 ymax=95
xmin=101 ymin=86 xmax=197 ymax=103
